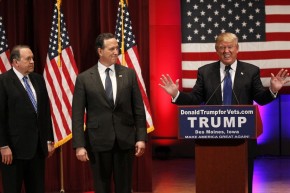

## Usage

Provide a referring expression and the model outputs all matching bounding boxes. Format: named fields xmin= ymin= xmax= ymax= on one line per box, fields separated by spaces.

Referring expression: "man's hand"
xmin=159 ymin=74 xmax=180 ymax=98
xmin=76 ymin=147 xmax=89 ymax=162
xmin=135 ymin=141 xmax=146 ymax=157
xmin=270 ymin=69 xmax=290 ymax=93
xmin=1 ymin=147 xmax=13 ymax=165
xmin=47 ymin=143 xmax=55 ymax=157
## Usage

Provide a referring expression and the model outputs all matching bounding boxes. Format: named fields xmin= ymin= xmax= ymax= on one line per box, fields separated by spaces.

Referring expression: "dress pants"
xmin=0 ymin=147 xmax=45 ymax=193
xmin=89 ymin=142 xmax=135 ymax=193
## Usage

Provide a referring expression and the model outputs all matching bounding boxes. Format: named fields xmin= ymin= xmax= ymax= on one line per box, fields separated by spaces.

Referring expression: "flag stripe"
xmin=266 ymin=15 xmax=290 ymax=23
xmin=183 ymin=59 xmax=290 ymax=71
xmin=182 ymin=50 xmax=290 ymax=61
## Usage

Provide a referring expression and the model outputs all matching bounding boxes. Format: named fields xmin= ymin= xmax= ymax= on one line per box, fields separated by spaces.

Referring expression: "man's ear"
xmin=97 ymin=47 xmax=102 ymax=57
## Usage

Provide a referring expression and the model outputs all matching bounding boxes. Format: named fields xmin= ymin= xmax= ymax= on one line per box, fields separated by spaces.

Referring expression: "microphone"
xmin=205 ymin=72 xmax=228 ymax=105
xmin=232 ymin=87 xmax=240 ymax=105
xmin=205 ymin=68 xmax=240 ymax=105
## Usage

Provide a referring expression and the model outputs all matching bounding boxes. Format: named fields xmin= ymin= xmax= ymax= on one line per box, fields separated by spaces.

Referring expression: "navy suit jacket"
xmin=0 ymin=69 xmax=54 ymax=159
xmin=72 ymin=64 xmax=147 ymax=152
xmin=176 ymin=60 xmax=275 ymax=106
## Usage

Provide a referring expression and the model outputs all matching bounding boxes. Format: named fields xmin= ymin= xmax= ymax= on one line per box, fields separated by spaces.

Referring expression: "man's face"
xmin=14 ymin=48 xmax=34 ymax=75
xmin=98 ymin=38 xmax=119 ymax=67
xmin=215 ymin=41 xmax=239 ymax=65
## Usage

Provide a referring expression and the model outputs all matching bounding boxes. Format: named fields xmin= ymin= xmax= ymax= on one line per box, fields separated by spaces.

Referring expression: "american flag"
xmin=115 ymin=0 xmax=154 ymax=133
xmin=181 ymin=0 xmax=290 ymax=91
xmin=0 ymin=16 xmax=10 ymax=73
xmin=43 ymin=2 xmax=78 ymax=148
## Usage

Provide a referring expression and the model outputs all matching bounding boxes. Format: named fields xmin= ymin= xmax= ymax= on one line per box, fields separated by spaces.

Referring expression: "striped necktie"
xmin=23 ymin=76 xmax=37 ymax=112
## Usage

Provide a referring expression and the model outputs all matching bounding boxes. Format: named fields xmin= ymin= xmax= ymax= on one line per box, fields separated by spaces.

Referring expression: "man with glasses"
xmin=159 ymin=32 xmax=289 ymax=193
xmin=0 ymin=45 xmax=55 ymax=193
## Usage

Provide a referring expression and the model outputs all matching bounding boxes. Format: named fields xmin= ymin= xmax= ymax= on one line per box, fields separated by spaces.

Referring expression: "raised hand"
xmin=159 ymin=74 xmax=180 ymax=98
xmin=270 ymin=69 xmax=290 ymax=93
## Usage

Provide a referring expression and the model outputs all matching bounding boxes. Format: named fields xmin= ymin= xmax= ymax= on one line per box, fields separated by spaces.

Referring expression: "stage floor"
xmin=152 ymin=156 xmax=290 ymax=193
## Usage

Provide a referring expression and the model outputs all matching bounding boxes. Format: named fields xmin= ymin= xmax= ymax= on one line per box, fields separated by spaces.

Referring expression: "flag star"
xmin=248 ymin=2 xmax=253 ymax=7
xmin=193 ymin=4 xmax=198 ymax=9
xmin=235 ymin=15 xmax=240 ymax=20
xmin=187 ymin=35 xmax=192 ymax=41
xmin=241 ymin=9 xmax=246 ymax=14
xmin=255 ymin=8 xmax=260 ymax=13
xmin=194 ymin=17 xmax=199 ymax=22
xmin=207 ymin=4 xmax=212 ymax=9
xmin=200 ymin=10 xmax=206 ymax=16
xmin=249 ymin=28 xmax=254 ymax=33
xmin=194 ymin=29 xmax=199 ymax=34
xmin=234 ymin=2 xmax=239 ymax=7
xmin=221 ymin=28 xmax=226 ymax=33
xmin=235 ymin=28 xmax=240 ymax=33
xmin=242 ymin=34 xmax=247 ymax=40
xmin=256 ymin=21 xmax=261 ymax=26
xmin=187 ymin=11 xmax=192 ymax=16
xmin=187 ymin=23 xmax=192 ymax=28
xmin=214 ymin=10 xmax=219 ymax=15
xmin=249 ymin=15 xmax=254 ymax=20
xmin=200 ymin=22 xmax=206 ymax=28
xmin=256 ymin=34 xmax=261 ymax=39
xmin=207 ymin=17 xmax=213 ymax=22
xmin=228 ymin=22 xmax=233 ymax=27
xmin=221 ymin=16 xmax=226 ymax=22
xmin=221 ymin=4 xmax=226 ymax=9
xmin=201 ymin=35 xmax=206 ymax=40
xmin=214 ymin=22 xmax=219 ymax=27
xmin=242 ymin=21 xmax=247 ymax=27
xmin=207 ymin=29 xmax=212 ymax=34
xmin=228 ymin=9 xmax=233 ymax=14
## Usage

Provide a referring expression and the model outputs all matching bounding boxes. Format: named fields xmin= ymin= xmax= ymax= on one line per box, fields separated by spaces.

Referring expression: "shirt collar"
xmin=219 ymin=60 xmax=237 ymax=72
xmin=13 ymin=67 xmax=27 ymax=80
xmin=98 ymin=62 xmax=115 ymax=73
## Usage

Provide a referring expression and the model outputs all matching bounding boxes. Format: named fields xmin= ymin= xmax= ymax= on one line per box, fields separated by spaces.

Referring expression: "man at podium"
xmin=159 ymin=32 xmax=289 ymax=193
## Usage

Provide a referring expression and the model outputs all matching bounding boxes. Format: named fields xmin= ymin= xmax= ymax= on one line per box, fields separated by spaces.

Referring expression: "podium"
xmin=178 ymin=105 xmax=262 ymax=193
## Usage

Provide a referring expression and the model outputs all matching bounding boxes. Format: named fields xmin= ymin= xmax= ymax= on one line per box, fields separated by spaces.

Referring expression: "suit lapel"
xmin=233 ymin=61 xmax=245 ymax=104
xmin=10 ymin=70 xmax=37 ymax=112
xmin=29 ymin=74 xmax=40 ymax=109
xmin=114 ymin=64 xmax=124 ymax=107
xmin=211 ymin=62 xmax=223 ymax=104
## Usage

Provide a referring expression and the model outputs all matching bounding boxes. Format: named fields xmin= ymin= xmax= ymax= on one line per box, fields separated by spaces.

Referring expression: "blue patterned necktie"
xmin=223 ymin=66 xmax=232 ymax=105
xmin=23 ymin=76 xmax=37 ymax=112
xmin=105 ymin=68 xmax=114 ymax=106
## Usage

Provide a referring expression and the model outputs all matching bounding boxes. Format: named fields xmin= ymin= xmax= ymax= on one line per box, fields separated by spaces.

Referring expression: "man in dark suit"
xmin=159 ymin=32 xmax=289 ymax=193
xmin=0 ymin=45 xmax=55 ymax=193
xmin=72 ymin=33 xmax=147 ymax=193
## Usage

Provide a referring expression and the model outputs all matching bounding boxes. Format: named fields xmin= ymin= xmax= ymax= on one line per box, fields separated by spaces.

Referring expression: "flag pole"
xmin=56 ymin=0 xmax=65 ymax=192
xmin=57 ymin=0 xmax=62 ymax=67
xmin=120 ymin=0 xmax=126 ymax=66
xmin=59 ymin=146 xmax=65 ymax=193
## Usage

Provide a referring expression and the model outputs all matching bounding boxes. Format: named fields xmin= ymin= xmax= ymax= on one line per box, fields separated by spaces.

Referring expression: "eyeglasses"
xmin=216 ymin=45 xmax=236 ymax=52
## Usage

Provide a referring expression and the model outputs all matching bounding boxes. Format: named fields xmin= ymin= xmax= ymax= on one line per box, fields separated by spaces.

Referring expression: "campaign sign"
xmin=178 ymin=105 xmax=257 ymax=139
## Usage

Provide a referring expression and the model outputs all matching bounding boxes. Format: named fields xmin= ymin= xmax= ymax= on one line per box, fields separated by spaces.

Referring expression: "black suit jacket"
xmin=176 ymin=60 xmax=275 ymax=106
xmin=0 ymin=69 xmax=54 ymax=159
xmin=72 ymin=64 xmax=147 ymax=152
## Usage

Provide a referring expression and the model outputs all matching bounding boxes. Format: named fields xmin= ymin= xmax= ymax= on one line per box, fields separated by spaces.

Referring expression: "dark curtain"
xmin=0 ymin=0 xmax=152 ymax=192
